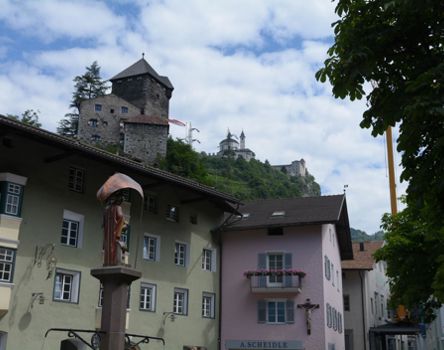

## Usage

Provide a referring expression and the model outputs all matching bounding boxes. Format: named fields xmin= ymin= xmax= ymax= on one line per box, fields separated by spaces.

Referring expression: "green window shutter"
xmin=258 ymin=253 xmax=267 ymax=287
xmin=0 ymin=182 xmax=7 ymax=214
xmin=284 ymin=253 xmax=292 ymax=287
xmin=258 ymin=300 xmax=266 ymax=323
xmin=286 ymin=300 xmax=294 ymax=323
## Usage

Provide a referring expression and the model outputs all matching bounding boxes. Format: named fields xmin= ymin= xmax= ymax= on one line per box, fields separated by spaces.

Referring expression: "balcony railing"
xmin=244 ymin=270 xmax=305 ymax=294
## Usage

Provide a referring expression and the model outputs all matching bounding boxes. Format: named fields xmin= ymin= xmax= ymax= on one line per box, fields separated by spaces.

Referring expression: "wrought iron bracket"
xmin=44 ymin=328 xmax=106 ymax=349
xmin=125 ymin=333 xmax=165 ymax=348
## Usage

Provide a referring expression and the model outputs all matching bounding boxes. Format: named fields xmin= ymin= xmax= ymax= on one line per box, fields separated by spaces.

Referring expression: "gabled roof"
xmin=341 ymin=241 xmax=383 ymax=270
xmin=110 ymin=58 xmax=173 ymax=90
xmin=223 ymin=195 xmax=353 ymax=260
xmin=124 ymin=115 xmax=169 ymax=126
xmin=0 ymin=115 xmax=239 ymax=212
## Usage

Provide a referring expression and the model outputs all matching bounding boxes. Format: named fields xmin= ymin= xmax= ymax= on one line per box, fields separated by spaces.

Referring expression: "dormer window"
xmin=242 ymin=213 xmax=250 ymax=219
xmin=121 ymin=106 xmax=128 ymax=114
xmin=271 ymin=211 xmax=285 ymax=217
xmin=95 ymin=104 xmax=102 ymax=112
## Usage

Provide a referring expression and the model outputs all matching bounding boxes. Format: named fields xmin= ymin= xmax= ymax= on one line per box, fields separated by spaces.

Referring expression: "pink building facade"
xmin=220 ymin=195 xmax=353 ymax=350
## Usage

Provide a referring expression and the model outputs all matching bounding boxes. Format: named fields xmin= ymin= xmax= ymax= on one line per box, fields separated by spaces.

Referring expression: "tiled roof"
xmin=225 ymin=195 xmax=345 ymax=230
xmin=341 ymin=241 xmax=383 ymax=270
xmin=124 ymin=115 xmax=169 ymax=126
xmin=222 ymin=195 xmax=354 ymax=260
xmin=0 ymin=115 xmax=239 ymax=208
xmin=110 ymin=58 xmax=174 ymax=90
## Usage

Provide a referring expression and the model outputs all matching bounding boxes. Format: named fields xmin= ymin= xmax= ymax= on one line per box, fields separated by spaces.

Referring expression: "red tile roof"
xmin=123 ymin=115 xmax=169 ymax=126
xmin=341 ymin=241 xmax=383 ymax=270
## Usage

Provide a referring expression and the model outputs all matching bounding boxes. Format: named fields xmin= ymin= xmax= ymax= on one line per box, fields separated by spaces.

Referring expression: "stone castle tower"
xmin=77 ymin=57 xmax=174 ymax=165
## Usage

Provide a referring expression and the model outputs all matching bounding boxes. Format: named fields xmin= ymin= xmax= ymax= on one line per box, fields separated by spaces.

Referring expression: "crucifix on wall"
xmin=297 ymin=298 xmax=320 ymax=335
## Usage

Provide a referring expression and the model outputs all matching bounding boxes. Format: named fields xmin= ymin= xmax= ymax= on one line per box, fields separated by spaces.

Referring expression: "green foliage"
xmin=57 ymin=113 xmax=78 ymax=137
xmin=318 ymin=0 xmax=444 ymax=313
xmin=160 ymin=139 xmax=321 ymax=200
xmin=58 ymin=61 xmax=108 ymax=137
xmin=159 ymin=138 xmax=208 ymax=183
xmin=7 ymin=109 xmax=42 ymax=128
xmin=374 ymin=207 xmax=442 ymax=322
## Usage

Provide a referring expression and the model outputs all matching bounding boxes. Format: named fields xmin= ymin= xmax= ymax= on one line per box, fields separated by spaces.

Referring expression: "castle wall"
xmin=112 ymin=75 xmax=171 ymax=117
xmin=123 ymin=123 xmax=169 ymax=165
xmin=78 ymin=94 xmax=139 ymax=145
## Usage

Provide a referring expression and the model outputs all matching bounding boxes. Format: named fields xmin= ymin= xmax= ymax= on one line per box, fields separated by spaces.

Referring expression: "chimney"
xmin=359 ymin=242 xmax=365 ymax=251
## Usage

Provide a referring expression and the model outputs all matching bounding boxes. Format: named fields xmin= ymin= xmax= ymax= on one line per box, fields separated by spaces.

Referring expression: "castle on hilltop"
xmin=217 ymin=130 xmax=255 ymax=161
xmin=77 ymin=56 xmax=173 ymax=165
xmin=217 ymin=130 xmax=308 ymax=177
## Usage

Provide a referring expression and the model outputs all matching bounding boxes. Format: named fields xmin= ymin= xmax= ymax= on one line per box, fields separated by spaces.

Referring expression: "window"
xmin=110 ymin=108 xmax=114 ymax=114
xmin=68 ymin=167 xmax=84 ymax=193
xmin=267 ymin=253 xmax=284 ymax=285
xmin=121 ymin=106 xmax=128 ymax=113
xmin=120 ymin=225 xmax=130 ymax=249
xmin=326 ymin=303 xmax=332 ymax=328
xmin=88 ymin=119 xmax=98 ymax=127
xmin=202 ymin=249 xmax=214 ymax=271
xmin=143 ymin=234 xmax=160 ymax=261
xmin=4 ymin=183 xmax=22 ymax=216
xmin=190 ymin=214 xmax=198 ymax=224
xmin=258 ymin=300 xmax=294 ymax=324
xmin=95 ymin=104 xmax=102 ymax=112
xmin=268 ymin=227 xmax=283 ymax=236
xmin=53 ymin=269 xmax=80 ymax=303
xmin=61 ymin=219 xmax=79 ymax=247
xmin=371 ymin=297 xmax=374 ymax=314
xmin=343 ymin=295 xmax=350 ymax=311
xmin=324 ymin=256 xmax=331 ymax=280
xmin=91 ymin=134 xmax=101 ymax=141
xmin=60 ymin=210 xmax=84 ymax=248
xmin=140 ymin=283 xmax=156 ymax=312
xmin=175 ymin=242 xmax=187 ymax=267
xmin=173 ymin=288 xmax=188 ymax=315
xmin=202 ymin=292 xmax=215 ymax=318
xmin=144 ymin=195 xmax=158 ymax=213
xmin=332 ymin=262 xmax=335 ymax=286
xmin=0 ymin=248 xmax=15 ymax=283
xmin=271 ymin=211 xmax=285 ymax=217
xmin=166 ymin=205 xmax=179 ymax=222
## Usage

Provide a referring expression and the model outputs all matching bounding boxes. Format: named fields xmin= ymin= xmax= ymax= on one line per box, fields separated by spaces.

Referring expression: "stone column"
xmin=91 ymin=266 xmax=141 ymax=350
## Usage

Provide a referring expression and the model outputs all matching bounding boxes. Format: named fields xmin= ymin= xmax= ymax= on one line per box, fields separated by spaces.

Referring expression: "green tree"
xmin=317 ymin=0 xmax=444 ymax=314
xmin=7 ymin=109 xmax=42 ymax=128
xmin=159 ymin=138 xmax=208 ymax=182
xmin=57 ymin=61 xmax=108 ymax=136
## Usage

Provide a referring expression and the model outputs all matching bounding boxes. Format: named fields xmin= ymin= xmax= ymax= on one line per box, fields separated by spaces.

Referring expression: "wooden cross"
xmin=297 ymin=298 xmax=320 ymax=335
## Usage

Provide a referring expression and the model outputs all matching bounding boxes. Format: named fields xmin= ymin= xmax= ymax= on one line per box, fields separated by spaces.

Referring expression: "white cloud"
xmin=0 ymin=0 xmax=404 ymax=233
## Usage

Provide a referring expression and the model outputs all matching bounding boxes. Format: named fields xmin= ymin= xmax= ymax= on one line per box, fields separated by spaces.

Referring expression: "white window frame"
xmin=174 ymin=242 xmax=188 ymax=267
xmin=143 ymin=234 xmax=160 ymax=262
xmin=267 ymin=253 xmax=284 ymax=286
xmin=53 ymin=268 xmax=81 ymax=303
xmin=68 ymin=166 xmax=85 ymax=193
xmin=140 ymin=282 xmax=156 ymax=312
xmin=202 ymin=292 xmax=215 ymax=318
xmin=202 ymin=248 xmax=217 ymax=272
xmin=61 ymin=210 xmax=84 ymax=248
xmin=0 ymin=247 xmax=15 ymax=283
xmin=266 ymin=299 xmax=287 ymax=324
xmin=5 ymin=183 xmax=21 ymax=216
xmin=173 ymin=288 xmax=188 ymax=315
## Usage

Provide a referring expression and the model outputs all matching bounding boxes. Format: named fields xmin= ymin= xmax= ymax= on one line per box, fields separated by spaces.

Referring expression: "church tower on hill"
xmin=77 ymin=56 xmax=174 ymax=166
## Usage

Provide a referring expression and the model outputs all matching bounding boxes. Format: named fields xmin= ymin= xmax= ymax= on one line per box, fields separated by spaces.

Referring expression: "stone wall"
xmin=112 ymin=75 xmax=171 ymax=117
xmin=78 ymin=94 xmax=140 ymax=145
xmin=123 ymin=123 xmax=169 ymax=165
xmin=272 ymin=159 xmax=307 ymax=177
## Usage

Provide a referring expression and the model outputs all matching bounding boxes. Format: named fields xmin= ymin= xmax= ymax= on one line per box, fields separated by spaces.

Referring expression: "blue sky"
xmin=0 ymin=0 xmax=405 ymax=233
